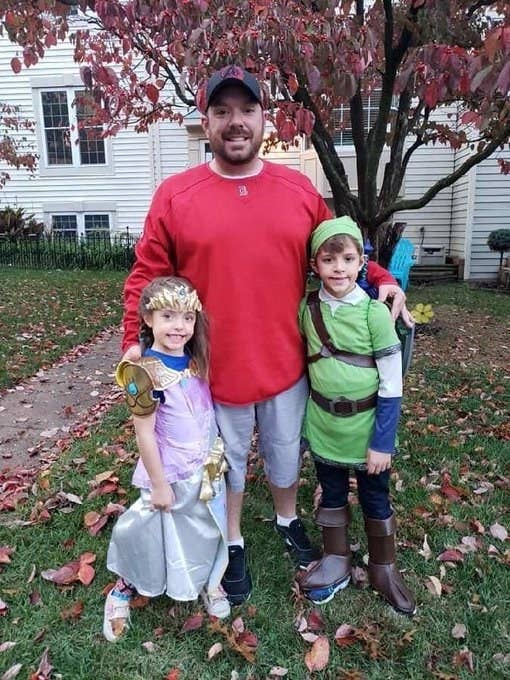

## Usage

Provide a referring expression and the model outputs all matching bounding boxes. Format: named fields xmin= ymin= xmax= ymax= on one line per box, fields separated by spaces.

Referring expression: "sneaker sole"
xmin=305 ymin=576 xmax=351 ymax=605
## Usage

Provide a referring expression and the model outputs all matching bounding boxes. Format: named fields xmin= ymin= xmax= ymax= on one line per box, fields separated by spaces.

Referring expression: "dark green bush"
xmin=487 ymin=228 xmax=510 ymax=268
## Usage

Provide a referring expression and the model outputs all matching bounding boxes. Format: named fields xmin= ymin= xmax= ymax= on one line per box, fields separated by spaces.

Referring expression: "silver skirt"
xmin=107 ymin=468 xmax=228 ymax=601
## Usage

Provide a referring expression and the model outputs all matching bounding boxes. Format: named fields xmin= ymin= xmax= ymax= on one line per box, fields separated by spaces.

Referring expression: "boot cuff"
xmin=364 ymin=513 xmax=396 ymax=537
xmin=316 ymin=505 xmax=350 ymax=528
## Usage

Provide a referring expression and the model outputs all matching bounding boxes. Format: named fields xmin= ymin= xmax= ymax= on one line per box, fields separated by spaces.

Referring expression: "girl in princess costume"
xmin=103 ymin=276 xmax=230 ymax=642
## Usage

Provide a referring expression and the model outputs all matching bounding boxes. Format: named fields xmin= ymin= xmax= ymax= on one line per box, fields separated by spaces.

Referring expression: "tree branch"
xmin=377 ymin=125 xmax=510 ymax=224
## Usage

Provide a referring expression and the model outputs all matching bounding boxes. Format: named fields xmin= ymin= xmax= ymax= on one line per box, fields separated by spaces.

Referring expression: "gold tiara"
xmin=146 ymin=285 xmax=203 ymax=312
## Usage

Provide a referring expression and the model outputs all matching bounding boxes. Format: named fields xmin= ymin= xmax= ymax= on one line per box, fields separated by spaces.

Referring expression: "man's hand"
xmin=150 ymin=481 xmax=175 ymax=512
xmin=122 ymin=344 xmax=142 ymax=363
xmin=366 ymin=448 xmax=392 ymax=475
xmin=378 ymin=284 xmax=414 ymax=328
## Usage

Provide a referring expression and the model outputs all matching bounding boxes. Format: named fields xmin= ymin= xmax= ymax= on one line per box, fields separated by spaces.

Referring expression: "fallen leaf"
xmin=164 ymin=670 xmax=181 ymax=680
xmin=29 ymin=648 xmax=52 ymax=680
xmin=419 ymin=534 xmax=433 ymax=560
xmin=304 ymin=635 xmax=330 ymax=672
xmin=268 ymin=667 xmax=288 ymax=677
xmin=490 ymin=523 xmax=508 ymax=541
xmin=207 ymin=642 xmax=223 ymax=660
xmin=426 ymin=575 xmax=442 ymax=597
xmin=334 ymin=624 xmax=358 ymax=648
xmin=142 ymin=641 xmax=156 ymax=653
xmin=300 ymin=632 xmax=319 ymax=643
xmin=0 ymin=546 xmax=14 ymax=566
xmin=0 ymin=598 xmax=9 ymax=616
xmin=452 ymin=647 xmax=474 ymax=672
xmin=307 ymin=608 xmax=326 ymax=631
xmin=181 ymin=613 xmax=203 ymax=633
xmin=1 ymin=664 xmax=22 ymax=680
xmin=0 ymin=642 xmax=16 ymax=652
xmin=437 ymin=549 xmax=464 ymax=563
xmin=451 ymin=623 xmax=467 ymax=639
xmin=231 ymin=616 xmax=244 ymax=634
xmin=61 ymin=601 xmax=84 ymax=620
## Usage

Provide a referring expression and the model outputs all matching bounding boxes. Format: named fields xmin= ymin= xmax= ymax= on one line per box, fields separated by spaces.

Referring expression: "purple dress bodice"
xmin=132 ymin=372 xmax=214 ymax=489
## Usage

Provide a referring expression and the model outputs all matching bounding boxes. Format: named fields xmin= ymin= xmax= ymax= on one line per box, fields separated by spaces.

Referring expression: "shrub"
xmin=0 ymin=206 xmax=44 ymax=239
xmin=487 ymin=229 xmax=510 ymax=268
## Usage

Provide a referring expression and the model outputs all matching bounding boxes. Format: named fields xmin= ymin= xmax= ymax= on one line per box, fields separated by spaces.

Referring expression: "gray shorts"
xmin=214 ymin=376 xmax=308 ymax=492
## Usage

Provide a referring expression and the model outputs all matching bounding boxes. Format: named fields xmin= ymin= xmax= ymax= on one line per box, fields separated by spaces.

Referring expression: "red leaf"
xmin=41 ymin=562 xmax=79 ymax=585
xmin=146 ymin=84 xmax=159 ymax=105
xmin=304 ymin=635 xmax=330 ymax=672
xmin=165 ymin=670 xmax=181 ymax=680
xmin=334 ymin=623 xmax=358 ymax=648
xmin=307 ymin=608 xmax=326 ymax=631
xmin=77 ymin=562 xmax=95 ymax=586
xmin=181 ymin=613 xmax=203 ymax=632
xmin=437 ymin=549 xmax=464 ymax=562
xmin=61 ymin=601 xmax=85 ymax=620
xmin=10 ymin=57 xmax=22 ymax=74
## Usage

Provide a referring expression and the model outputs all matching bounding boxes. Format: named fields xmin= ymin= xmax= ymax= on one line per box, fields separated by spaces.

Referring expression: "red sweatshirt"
xmin=123 ymin=161 xmax=395 ymax=405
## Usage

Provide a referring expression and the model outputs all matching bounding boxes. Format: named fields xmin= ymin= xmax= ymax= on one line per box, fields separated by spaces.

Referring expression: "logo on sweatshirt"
xmin=238 ymin=185 xmax=248 ymax=197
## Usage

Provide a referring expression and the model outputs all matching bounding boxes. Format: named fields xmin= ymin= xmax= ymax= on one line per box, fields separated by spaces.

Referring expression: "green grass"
xmin=0 ymin=281 xmax=509 ymax=679
xmin=0 ymin=268 xmax=125 ymax=389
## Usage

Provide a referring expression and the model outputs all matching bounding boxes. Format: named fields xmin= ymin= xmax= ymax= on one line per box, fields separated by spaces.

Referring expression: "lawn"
xmin=0 ymin=281 xmax=509 ymax=680
xmin=0 ymin=268 xmax=125 ymax=389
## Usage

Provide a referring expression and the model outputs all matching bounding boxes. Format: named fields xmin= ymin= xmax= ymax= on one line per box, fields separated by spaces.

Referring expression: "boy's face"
xmin=311 ymin=240 xmax=364 ymax=299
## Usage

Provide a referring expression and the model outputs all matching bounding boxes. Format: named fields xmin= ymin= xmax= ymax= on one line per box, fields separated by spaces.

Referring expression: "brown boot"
xmin=301 ymin=506 xmax=352 ymax=593
xmin=364 ymin=514 xmax=416 ymax=616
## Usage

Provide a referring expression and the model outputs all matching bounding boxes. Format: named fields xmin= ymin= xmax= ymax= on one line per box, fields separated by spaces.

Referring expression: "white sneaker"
xmin=103 ymin=589 xmax=132 ymax=642
xmin=201 ymin=585 xmax=231 ymax=619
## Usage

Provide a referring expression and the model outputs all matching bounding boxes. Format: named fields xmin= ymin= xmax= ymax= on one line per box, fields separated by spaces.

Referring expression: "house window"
xmin=52 ymin=214 xmax=78 ymax=238
xmin=40 ymin=89 xmax=106 ymax=167
xmin=51 ymin=213 xmax=110 ymax=240
xmin=201 ymin=140 xmax=214 ymax=163
xmin=84 ymin=214 xmax=110 ymax=238
xmin=333 ymin=90 xmax=381 ymax=146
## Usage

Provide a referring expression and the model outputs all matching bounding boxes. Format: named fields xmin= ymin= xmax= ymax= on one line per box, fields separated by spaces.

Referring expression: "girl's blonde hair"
xmin=138 ymin=276 xmax=210 ymax=379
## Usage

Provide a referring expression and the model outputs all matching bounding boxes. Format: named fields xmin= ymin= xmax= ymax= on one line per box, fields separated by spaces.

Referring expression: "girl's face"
xmin=144 ymin=307 xmax=196 ymax=356
xmin=311 ymin=241 xmax=364 ymax=299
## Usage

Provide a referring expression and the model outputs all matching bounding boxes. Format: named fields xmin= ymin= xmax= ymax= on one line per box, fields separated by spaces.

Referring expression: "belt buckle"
xmin=330 ymin=396 xmax=357 ymax=416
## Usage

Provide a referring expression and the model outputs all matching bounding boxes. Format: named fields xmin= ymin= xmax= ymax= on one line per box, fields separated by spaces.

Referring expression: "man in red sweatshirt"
xmin=121 ymin=65 xmax=408 ymax=605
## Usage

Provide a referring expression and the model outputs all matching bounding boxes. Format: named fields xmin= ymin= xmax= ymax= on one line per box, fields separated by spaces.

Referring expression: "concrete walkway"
xmin=0 ymin=328 xmax=123 ymax=472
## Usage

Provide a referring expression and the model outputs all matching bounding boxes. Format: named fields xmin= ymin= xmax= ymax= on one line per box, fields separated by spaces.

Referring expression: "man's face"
xmin=202 ymin=85 xmax=265 ymax=170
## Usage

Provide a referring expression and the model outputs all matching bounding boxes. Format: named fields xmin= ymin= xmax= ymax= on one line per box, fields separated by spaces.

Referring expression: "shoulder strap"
xmin=306 ymin=290 xmax=376 ymax=368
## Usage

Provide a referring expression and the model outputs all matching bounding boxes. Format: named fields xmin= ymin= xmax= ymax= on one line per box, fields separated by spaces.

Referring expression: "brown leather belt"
xmin=310 ymin=388 xmax=377 ymax=416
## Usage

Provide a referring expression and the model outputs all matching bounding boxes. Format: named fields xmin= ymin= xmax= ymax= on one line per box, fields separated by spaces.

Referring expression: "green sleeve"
xmin=367 ymin=300 xmax=400 ymax=352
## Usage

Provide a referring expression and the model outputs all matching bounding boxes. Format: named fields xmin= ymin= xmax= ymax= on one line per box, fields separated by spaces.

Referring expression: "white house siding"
xmin=392 ymin=105 xmax=457 ymax=258
xmin=450 ymin=147 xmax=471 ymax=264
xmin=469 ymin=148 xmax=510 ymax=280
xmin=0 ymin=35 xmax=154 ymax=235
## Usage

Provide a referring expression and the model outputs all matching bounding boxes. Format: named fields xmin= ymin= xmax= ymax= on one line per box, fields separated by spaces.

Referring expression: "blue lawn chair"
xmin=388 ymin=238 xmax=415 ymax=291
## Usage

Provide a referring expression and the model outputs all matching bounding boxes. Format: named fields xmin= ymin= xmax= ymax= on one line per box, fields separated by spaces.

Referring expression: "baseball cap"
xmin=202 ymin=65 xmax=263 ymax=111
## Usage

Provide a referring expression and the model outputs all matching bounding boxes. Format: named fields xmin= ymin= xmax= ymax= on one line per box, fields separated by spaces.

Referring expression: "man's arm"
xmin=122 ymin=187 xmax=176 ymax=354
xmin=366 ymin=261 xmax=412 ymax=325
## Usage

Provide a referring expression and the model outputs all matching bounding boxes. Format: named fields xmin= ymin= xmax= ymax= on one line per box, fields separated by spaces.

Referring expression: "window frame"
xmin=31 ymin=76 xmax=114 ymax=177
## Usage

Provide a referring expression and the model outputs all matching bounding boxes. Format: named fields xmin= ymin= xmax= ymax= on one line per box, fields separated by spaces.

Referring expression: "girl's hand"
xmin=366 ymin=449 xmax=392 ymax=475
xmin=150 ymin=482 xmax=174 ymax=512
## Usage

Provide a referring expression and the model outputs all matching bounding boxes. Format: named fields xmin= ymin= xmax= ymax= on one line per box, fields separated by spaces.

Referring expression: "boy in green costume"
xmin=299 ymin=216 xmax=415 ymax=615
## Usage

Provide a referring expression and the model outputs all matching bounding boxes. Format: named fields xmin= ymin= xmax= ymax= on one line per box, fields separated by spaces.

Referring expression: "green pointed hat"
xmin=310 ymin=216 xmax=363 ymax=257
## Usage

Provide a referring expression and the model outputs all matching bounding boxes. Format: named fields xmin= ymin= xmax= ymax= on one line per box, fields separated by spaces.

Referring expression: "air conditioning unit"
xmin=418 ymin=245 xmax=446 ymax=265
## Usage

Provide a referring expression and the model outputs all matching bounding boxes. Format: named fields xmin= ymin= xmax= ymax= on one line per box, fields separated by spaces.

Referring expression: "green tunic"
xmin=299 ymin=290 xmax=399 ymax=466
